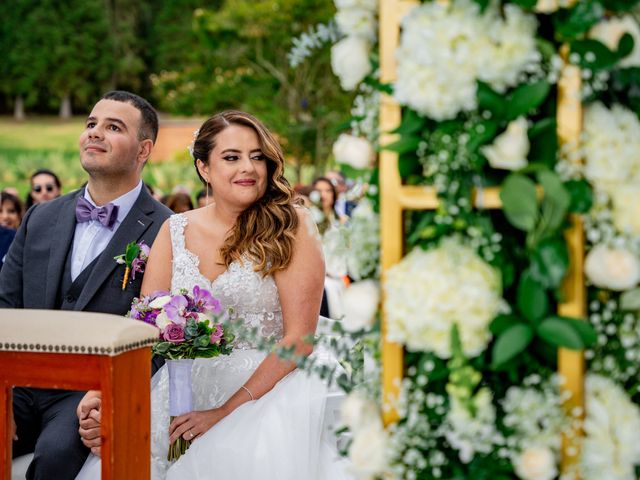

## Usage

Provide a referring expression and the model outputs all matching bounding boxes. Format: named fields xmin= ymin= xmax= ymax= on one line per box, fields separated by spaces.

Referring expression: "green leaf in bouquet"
xmin=505 ymin=81 xmax=551 ymax=121
xmin=617 ymin=32 xmax=635 ymax=61
xmin=565 ymin=179 xmax=593 ymax=213
xmin=517 ymin=272 xmax=549 ymax=323
xmin=553 ymin=0 xmax=604 ymax=41
xmin=491 ymin=323 xmax=534 ymax=369
xmin=500 ymin=174 xmax=539 ymax=232
xmin=477 ymin=81 xmax=506 ymax=119
xmin=620 ymin=288 xmax=640 ymax=311
xmin=153 ymin=342 xmax=171 ymax=355
xmin=562 ymin=317 xmax=597 ymax=347
xmin=527 ymin=118 xmax=557 ymax=168
xmin=383 ymin=135 xmax=421 ymax=154
xmin=570 ymin=39 xmax=618 ymax=71
xmin=194 ymin=334 xmax=210 ymax=348
xmin=529 ymin=237 xmax=569 ymax=289
xmin=535 ymin=170 xmax=571 ymax=236
xmin=536 ymin=316 xmax=583 ymax=350
xmin=391 ymin=108 xmax=426 ymax=136
xmin=489 ymin=314 xmax=522 ymax=336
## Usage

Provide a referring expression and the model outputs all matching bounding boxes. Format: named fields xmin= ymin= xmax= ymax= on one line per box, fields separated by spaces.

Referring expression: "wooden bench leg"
xmin=1 ymin=383 xmax=12 ymax=480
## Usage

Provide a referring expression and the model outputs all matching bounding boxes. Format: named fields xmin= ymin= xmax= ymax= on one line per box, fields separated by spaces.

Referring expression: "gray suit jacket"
xmin=0 ymin=185 xmax=172 ymax=315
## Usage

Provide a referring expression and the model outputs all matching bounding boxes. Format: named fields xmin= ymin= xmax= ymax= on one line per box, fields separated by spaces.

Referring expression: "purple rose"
xmin=162 ymin=323 xmax=185 ymax=343
xmin=210 ymin=324 xmax=224 ymax=344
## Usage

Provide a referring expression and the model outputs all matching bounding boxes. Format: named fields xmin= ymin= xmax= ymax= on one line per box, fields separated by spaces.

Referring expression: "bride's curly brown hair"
xmin=192 ymin=110 xmax=300 ymax=276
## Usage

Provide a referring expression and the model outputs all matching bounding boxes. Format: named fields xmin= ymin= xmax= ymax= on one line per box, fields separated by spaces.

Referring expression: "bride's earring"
xmin=206 ymin=180 xmax=211 ymax=206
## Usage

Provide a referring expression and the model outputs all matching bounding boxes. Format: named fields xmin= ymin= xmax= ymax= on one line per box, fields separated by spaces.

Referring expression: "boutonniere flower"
xmin=114 ymin=241 xmax=150 ymax=290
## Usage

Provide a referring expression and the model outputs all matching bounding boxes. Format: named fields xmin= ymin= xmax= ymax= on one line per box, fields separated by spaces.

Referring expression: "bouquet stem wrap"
xmin=167 ymin=358 xmax=194 ymax=461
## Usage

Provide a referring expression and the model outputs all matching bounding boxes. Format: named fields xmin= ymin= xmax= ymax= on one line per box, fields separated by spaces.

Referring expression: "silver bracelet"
xmin=241 ymin=385 xmax=254 ymax=401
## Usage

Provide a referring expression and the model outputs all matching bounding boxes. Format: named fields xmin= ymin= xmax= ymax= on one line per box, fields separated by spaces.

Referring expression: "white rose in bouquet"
xmin=342 ymin=280 xmax=379 ymax=332
xmin=585 ymin=244 xmax=640 ymax=291
xmin=340 ymin=390 xmax=380 ymax=431
xmin=331 ymin=36 xmax=372 ymax=91
xmin=154 ymin=311 xmax=172 ymax=330
xmin=582 ymin=374 xmax=640 ymax=480
xmin=149 ymin=295 xmax=172 ymax=309
xmin=348 ymin=422 xmax=389 ymax=479
xmin=514 ymin=446 xmax=557 ymax=480
xmin=590 ymin=15 xmax=640 ymax=68
xmin=609 ymin=184 xmax=640 ymax=236
xmin=335 ymin=8 xmax=376 ymax=41
xmin=385 ymin=237 xmax=505 ymax=358
xmin=481 ymin=117 xmax=530 ymax=170
xmin=333 ymin=133 xmax=374 ymax=169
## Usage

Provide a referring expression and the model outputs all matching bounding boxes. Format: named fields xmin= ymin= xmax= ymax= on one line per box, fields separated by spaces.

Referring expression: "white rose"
xmin=585 ymin=244 xmax=640 ymax=291
xmin=333 ymin=133 xmax=374 ymax=170
xmin=331 ymin=36 xmax=372 ymax=91
xmin=534 ymin=0 xmax=559 ymax=13
xmin=342 ymin=280 xmax=379 ymax=332
xmin=335 ymin=8 xmax=376 ymax=40
xmin=340 ymin=390 xmax=380 ymax=431
xmin=149 ymin=295 xmax=172 ymax=309
xmin=348 ymin=423 xmax=388 ymax=479
xmin=590 ymin=15 xmax=640 ymax=68
xmin=481 ymin=117 xmax=530 ymax=170
xmin=155 ymin=311 xmax=171 ymax=330
xmin=514 ymin=446 xmax=557 ymax=480
xmin=609 ymin=184 xmax=640 ymax=236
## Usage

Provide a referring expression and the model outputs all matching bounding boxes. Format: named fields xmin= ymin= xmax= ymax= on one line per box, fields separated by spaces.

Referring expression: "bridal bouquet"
xmin=128 ymin=286 xmax=234 ymax=461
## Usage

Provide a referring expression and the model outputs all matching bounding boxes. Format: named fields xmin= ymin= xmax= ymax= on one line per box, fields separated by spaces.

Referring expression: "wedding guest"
xmin=312 ymin=176 xmax=348 ymax=228
xmin=2 ymin=186 xmax=20 ymax=197
xmin=0 ymin=191 xmax=24 ymax=230
xmin=164 ymin=192 xmax=194 ymax=213
xmin=0 ymin=91 xmax=172 ymax=479
xmin=325 ymin=170 xmax=356 ymax=217
xmin=25 ymin=169 xmax=62 ymax=209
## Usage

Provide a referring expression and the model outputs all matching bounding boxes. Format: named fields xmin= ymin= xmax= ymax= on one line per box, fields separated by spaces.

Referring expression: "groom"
xmin=0 ymin=91 xmax=172 ymax=479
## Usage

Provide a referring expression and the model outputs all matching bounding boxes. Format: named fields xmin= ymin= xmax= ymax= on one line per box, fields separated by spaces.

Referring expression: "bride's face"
xmin=199 ymin=124 xmax=268 ymax=210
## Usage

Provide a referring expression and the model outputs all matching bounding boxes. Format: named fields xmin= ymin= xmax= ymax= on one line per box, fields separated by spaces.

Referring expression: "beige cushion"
xmin=0 ymin=309 xmax=158 ymax=355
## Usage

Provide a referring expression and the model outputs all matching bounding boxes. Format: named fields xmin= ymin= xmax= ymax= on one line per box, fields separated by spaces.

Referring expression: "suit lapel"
xmin=75 ymin=188 xmax=157 ymax=311
xmin=44 ymin=190 xmax=83 ymax=308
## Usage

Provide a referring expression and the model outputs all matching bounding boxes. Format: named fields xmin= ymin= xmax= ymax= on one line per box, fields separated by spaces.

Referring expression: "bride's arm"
xmin=141 ymin=220 xmax=173 ymax=295
xmin=169 ymin=208 xmax=325 ymax=443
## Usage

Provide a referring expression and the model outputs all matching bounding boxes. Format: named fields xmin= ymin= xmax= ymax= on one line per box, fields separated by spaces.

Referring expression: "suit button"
xmin=65 ymin=294 xmax=75 ymax=303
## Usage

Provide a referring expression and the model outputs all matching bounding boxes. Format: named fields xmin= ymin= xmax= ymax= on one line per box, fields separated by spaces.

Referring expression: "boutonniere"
xmin=114 ymin=241 xmax=150 ymax=290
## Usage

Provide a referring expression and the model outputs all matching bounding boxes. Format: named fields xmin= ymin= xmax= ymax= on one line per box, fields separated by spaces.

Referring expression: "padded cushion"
xmin=0 ymin=309 xmax=158 ymax=356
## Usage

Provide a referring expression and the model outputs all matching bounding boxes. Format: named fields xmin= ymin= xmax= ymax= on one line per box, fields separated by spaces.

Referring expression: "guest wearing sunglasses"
xmin=25 ymin=169 xmax=62 ymax=209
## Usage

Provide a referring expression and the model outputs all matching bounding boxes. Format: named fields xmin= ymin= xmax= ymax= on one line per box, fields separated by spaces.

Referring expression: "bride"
xmin=76 ymin=111 xmax=350 ymax=479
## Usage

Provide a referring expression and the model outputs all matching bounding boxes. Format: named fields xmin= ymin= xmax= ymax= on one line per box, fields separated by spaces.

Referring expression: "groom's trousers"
xmin=13 ymin=387 xmax=89 ymax=480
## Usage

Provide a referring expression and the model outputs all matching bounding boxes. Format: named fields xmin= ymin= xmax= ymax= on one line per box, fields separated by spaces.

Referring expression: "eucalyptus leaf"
xmin=620 ymin=288 xmax=640 ymax=310
xmin=537 ymin=317 xmax=584 ymax=350
xmin=491 ymin=323 xmax=534 ymax=369
xmin=517 ymin=272 xmax=549 ymax=323
xmin=500 ymin=174 xmax=539 ymax=231
xmin=489 ymin=314 xmax=522 ymax=336
xmin=537 ymin=170 xmax=571 ymax=234
xmin=570 ymin=39 xmax=618 ymax=71
xmin=553 ymin=0 xmax=604 ymax=41
xmin=383 ymin=136 xmax=421 ymax=154
xmin=506 ymin=81 xmax=551 ymax=120
xmin=562 ymin=317 xmax=597 ymax=347
xmin=565 ymin=179 xmax=593 ymax=213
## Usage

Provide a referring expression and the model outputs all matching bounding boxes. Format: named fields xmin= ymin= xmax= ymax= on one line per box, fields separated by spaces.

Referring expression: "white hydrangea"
xmin=385 ymin=237 xmax=505 ymax=358
xmin=444 ymin=388 xmax=500 ymax=463
xmin=342 ymin=280 xmax=380 ymax=332
xmin=394 ymin=0 xmax=539 ymax=120
xmin=582 ymin=102 xmax=640 ymax=191
xmin=345 ymin=199 xmax=380 ymax=281
xmin=335 ymin=8 xmax=376 ymax=40
xmin=589 ymin=15 xmax=640 ymax=68
xmin=333 ymin=133 xmax=374 ymax=170
xmin=609 ymin=184 xmax=640 ymax=236
xmin=582 ymin=374 xmax=640 ymax=480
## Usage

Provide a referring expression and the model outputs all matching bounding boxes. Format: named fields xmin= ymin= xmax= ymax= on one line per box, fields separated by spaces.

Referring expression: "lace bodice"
xmin=169 ymin=214 xmax=283 ymax=348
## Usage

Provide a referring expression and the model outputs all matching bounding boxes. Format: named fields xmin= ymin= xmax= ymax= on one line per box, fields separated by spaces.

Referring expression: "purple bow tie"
xmin=75 ymin=197 xmax=119 ymax=229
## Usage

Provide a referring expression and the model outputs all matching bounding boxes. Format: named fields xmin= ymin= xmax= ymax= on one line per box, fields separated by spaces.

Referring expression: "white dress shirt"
xmin=70 ymin=181 xmax=143 ymax=281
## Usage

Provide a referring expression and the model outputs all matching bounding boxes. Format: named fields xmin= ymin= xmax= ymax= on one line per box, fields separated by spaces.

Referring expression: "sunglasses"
xmin=33 ymin=184 xmax=56 ymax=193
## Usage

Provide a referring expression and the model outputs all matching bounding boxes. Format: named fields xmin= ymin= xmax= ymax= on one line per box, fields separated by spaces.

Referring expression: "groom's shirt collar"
xmin=83 ymin=180 xmax=143 ymax=227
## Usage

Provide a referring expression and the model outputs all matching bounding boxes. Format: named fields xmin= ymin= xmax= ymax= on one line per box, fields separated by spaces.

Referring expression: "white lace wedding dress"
xmin=76 ymin=214 xmax=351 ymax=480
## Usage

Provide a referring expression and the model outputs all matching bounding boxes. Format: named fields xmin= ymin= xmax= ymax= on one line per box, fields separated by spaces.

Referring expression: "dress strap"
xmin=169 ymin=214 xmax=188 ymax=257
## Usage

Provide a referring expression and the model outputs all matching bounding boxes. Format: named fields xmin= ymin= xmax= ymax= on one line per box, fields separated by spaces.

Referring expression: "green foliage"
xmin=500 ymin=174 xmax=539 ymax=231
xmin=517 ymin=271 xmax=549 ymax=323
xmin=491 ymin=323 xmax=534 ymax=369
xmin=553 ymin=0 xmax=605 ymax=41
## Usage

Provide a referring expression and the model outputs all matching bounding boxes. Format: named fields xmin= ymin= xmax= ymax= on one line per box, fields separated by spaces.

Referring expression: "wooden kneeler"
xmin=0 ymin=309 xmax=158 ymax=479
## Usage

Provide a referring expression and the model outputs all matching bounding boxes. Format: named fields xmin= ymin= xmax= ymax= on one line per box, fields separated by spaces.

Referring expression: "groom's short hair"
xmin=101 ymin=90 xmax=159 ymax=144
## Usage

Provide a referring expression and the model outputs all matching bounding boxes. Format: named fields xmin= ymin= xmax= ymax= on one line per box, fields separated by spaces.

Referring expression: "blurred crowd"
xmin=1 ymin=168 xmax=367 ymax=319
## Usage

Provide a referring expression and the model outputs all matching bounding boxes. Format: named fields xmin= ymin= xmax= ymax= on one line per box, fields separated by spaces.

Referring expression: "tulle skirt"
xmin=76 ymin=348 xmax=351 ymax=480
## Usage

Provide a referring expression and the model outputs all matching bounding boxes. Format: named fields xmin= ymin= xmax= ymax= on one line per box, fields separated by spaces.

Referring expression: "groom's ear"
xmin=137 ymin=139 xmax=154 ymax=165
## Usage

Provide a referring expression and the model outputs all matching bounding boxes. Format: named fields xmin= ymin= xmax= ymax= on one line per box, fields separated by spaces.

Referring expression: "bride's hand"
xmin=168 ymin=408 xmax=227 ymax=443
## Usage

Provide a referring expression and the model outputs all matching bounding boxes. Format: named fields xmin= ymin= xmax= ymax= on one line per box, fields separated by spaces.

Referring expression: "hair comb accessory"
xmin=187 ymin=128 xmax=201 ymax=159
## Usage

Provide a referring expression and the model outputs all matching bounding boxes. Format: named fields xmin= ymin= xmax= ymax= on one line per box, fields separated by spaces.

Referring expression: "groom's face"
xmin=79 ymin=99 xmax=148 ymax=180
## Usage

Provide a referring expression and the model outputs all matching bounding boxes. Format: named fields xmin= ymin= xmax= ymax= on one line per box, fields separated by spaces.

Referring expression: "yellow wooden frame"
xmin=379 ymin=0 xmax=586 ymax=470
